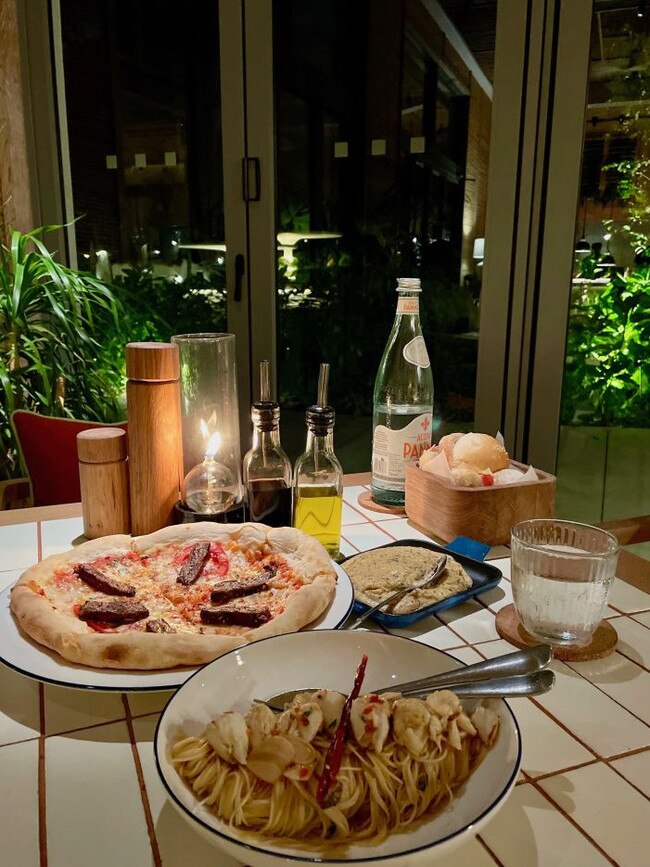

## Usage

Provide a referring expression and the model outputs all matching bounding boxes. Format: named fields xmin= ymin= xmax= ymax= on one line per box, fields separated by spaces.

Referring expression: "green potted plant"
xmin=0 ymin=226 xmax=130 ymax=482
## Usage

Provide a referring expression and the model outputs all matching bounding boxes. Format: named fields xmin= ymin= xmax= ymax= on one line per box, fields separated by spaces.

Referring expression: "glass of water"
xmin=510 ymin=520 xmax=619 ymax=647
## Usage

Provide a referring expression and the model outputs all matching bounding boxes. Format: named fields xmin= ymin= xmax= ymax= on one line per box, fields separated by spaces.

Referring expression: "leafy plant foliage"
xmin=562 ymin=267 xmax=650 ymax=426
xmin=0 ymin=226 xmax=230 ymax=481
xmin=0 ymin=227 xmax=132 ymax=480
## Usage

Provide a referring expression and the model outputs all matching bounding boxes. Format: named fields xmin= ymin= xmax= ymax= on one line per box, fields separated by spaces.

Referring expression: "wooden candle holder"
xmin=405 ymin=460 xmax=556 ymax=545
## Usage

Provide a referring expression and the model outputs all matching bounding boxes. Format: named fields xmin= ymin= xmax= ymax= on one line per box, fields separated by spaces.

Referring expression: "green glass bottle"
xmin=371 ymin=277 xmax=434 ymax=507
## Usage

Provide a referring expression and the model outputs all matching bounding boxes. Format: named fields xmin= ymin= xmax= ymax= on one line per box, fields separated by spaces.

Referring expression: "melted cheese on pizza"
xmin=30 ymin=539 xmax=307 ymax=637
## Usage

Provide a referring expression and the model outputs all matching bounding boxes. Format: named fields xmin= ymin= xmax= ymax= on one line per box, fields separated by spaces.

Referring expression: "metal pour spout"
xmin=259 ymin=359 xmax=271 ymax=402
xmin=317 ymin=362 xmax=330 ymax=407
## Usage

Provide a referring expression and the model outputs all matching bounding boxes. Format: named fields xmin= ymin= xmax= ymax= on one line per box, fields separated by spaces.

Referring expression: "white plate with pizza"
xmin=0 ymin=522 xmax=355 ymax=692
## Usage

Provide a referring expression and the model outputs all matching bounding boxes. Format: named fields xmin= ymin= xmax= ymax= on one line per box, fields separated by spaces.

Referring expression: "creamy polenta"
xmin=343 ymin=547 xmax=472 ymax=614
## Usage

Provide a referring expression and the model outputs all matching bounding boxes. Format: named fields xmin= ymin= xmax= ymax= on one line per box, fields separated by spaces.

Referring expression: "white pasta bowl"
xmin=155 ymin=630 xmax=521 ymax=866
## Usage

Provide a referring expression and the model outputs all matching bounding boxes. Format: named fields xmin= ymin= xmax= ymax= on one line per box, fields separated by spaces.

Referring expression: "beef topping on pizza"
xmin=177 ymin=541 xmax=211 ymax=586
xmin=200 ymin=605 xmax=272 ymax=628
xmin=74 ymin=564 xmax=136 ymax=597
xmin=78 ymin=599 xmax=150 ymax=625
xmin=146 ymin=618 xmax=176 ymax=633
xmin=210 ymin=575 xmax=270 ymax=604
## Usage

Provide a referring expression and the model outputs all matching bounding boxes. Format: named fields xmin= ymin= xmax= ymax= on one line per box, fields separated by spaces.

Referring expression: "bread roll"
xmin=437 ymin=432 xmax=464 ymax=462
xmin=451 ymin=433 xmax=509 ymax=472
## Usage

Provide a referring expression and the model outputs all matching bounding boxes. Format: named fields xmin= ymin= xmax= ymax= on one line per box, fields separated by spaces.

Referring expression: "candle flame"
xmin=200 ymin=420 xmax=221 ymax=459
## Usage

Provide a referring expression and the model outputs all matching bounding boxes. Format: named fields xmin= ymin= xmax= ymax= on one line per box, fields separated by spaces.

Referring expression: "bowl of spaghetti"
xmin=154 ymin=630 xmax=521 ymax=865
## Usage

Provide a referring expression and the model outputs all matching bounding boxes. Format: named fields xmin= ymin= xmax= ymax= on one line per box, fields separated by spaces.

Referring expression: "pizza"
xmin=10 ymin=523 xmax=337 ymax=670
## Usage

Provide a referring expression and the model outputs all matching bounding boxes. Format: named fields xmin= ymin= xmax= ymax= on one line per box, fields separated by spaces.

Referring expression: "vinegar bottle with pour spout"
xmin=293 ymin=363 xmax=343 ymax=558
xmin=243 ymin=360 xmax=292 ymax=526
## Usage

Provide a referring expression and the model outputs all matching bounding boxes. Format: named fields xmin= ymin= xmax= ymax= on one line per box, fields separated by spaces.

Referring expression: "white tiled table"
xmin=1 ymin=486 xmax=650 ymax=867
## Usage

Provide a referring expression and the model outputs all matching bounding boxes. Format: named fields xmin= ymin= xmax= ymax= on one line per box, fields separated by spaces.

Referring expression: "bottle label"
xmin=372 ymin=413 xmax=432 ymax=490
xmin=397 ymin=297 xmax=419 ymax=314
xmin=403 ymin=336 xmax=430 ymax=367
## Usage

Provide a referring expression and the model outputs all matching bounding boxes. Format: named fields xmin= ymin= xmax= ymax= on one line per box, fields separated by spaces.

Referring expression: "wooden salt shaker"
xmin=77 ymin=428 xmax=131 ymax=538
xmin=126 ymin=342 xmax=183 ymax=535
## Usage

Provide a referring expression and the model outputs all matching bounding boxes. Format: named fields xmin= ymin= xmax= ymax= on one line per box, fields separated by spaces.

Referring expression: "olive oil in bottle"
xmin=243 ymin=360 xmax=293 ymax=527
xmin=293 ymin=363 xmax=343 ymax=558
xmin=293 ymin=485 xmax=343 ymax=554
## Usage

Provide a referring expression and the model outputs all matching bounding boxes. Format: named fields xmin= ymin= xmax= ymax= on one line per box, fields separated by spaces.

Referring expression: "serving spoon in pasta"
xmin=262 ymin=643 xmax=553 ymax=711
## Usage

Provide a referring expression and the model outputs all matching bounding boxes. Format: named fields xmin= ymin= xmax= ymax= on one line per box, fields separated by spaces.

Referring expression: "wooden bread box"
xmin=405 ymin=460 xmax=556 ymax=546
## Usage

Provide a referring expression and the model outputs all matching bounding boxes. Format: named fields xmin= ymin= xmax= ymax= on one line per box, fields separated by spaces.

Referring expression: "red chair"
xmin=12 ymin=410 xmax=128 ymax=507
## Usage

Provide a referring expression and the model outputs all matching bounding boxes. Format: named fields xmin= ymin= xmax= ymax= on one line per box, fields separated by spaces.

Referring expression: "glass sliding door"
xmin=56 ymin=0 xmax=228 ymax=338
xmin=269 ymin=0 xmax=498 ymax=471
xmin=556 ymin=1 xmax=650 ymax=549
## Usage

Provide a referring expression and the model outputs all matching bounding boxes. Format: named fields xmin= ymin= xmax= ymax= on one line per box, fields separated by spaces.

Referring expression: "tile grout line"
xmin=470 ymin=642 xmax=609 ymax=758
xmin=604 ymin=743 xmax=650 ymax=763
xmin=533 ymin=752 xmax=650 ymax=804
xmin=605 ymin=754 xmax=650 ymax=802
xmin=524 ymin=693 xmax=602 ymax=759
xmin=342 ymin=494 xmax=403 ymax=528
xmin=473 ymin=637 xmax=650 ymax=739
xmin=43 ymin=715 xmax=128 ymax=739
xmin=530 ymin=757 xmax=600 ymax=783
xmin=557 ymin=653 xmax=650 ymax=727
xmin=629 ymin=615 xmax=650 ymax=630
xmin=38 ymin=683 xmax=48 ymax=867
xmin=340 ymin=499 xmax=390 ymax=526
xmin=0 ymin=733 xmax=41 ymax=749
xmin=529 ymin=778 xmax=618 ymax=866
xmin=476 ymin=834 xmax=506 ymax=866
xmin=613 ymin=643 xmax=650 ymax=673
xmin=473 ymin=640 xmax=650 ymax=797
xmin=339 ymin=532 xmax=361 ymax=553
xmin=121 ymin=695 xmax=163 ymax=867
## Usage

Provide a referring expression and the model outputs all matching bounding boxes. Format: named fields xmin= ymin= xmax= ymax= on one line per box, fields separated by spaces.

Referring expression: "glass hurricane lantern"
xmin=172 ymin=333 xmax=245 ymax=523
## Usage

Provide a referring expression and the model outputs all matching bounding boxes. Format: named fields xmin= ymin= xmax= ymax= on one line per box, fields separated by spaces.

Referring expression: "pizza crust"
xmin=10 ymin=522 xmax=337 ymax=670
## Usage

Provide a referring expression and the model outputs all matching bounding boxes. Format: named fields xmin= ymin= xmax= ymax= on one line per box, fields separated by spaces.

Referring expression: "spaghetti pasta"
xmin=170 ymin=686 xmax=499 ymax=845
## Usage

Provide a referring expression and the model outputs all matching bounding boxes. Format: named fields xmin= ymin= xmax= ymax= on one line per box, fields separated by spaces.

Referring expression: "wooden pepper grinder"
xmin=77 ymin=428 xmax=131 ymax=538
xmin=126 ymin=342 xmax=183 ymax=535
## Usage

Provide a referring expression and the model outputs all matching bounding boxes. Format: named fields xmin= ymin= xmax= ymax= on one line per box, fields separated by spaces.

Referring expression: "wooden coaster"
xmin=495 ymin=603 xmax=618 ymax=661
xmin=357 ymin=491 xmax=406 ymax=516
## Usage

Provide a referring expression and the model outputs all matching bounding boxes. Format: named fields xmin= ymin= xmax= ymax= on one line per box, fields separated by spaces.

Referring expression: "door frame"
xmin=475 ymin=0 xmax=593 ymax=474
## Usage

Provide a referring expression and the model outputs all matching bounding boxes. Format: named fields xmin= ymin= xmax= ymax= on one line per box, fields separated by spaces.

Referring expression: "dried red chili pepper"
xmin=316 ymin=653 xmax=368 ymax=806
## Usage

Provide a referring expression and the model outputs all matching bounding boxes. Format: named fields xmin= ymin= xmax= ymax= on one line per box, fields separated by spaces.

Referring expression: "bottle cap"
xmin=306 ymin=405 xmax=335 ymax=431
xmin=77 ymin=428 xmax=128 ymax=463
xmin=307 ymin=362 xmax=335 ymax=431
xmin=251 ymin=401 xmax=279 ymax=431
xmin=396 ymin=277 xmax=421 ymax=292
